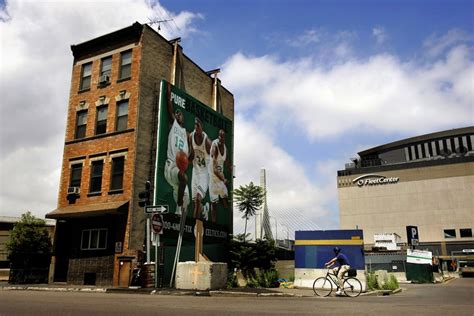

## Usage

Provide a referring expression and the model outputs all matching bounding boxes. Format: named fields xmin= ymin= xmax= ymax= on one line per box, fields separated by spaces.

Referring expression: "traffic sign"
xmin=145 ymin=205 xmax=169 ymax=214
xmin=151 ymin=213 xmax=164 ymax=234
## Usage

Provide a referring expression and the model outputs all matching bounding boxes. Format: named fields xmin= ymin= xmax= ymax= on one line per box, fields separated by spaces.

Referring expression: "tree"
xmin=6 ymin=212 xmax=52 ymax=284
xmin=233 ymin=182 xmax=265 ymax=243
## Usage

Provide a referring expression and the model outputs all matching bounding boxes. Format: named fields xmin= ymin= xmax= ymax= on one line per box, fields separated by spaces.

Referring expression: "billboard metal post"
xmin=146 ymin=216 xmax=151 ymax=263
xmin=170 ymin=208 xmax=188 ymax=287
xmin=154 ymin=233 xmax=159 ymax=288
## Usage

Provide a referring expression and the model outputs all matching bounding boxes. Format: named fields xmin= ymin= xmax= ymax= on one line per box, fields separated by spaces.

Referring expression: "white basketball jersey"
xmin=210 ymin=139 xmax=226 ymax=181
xmin=167 ymin=119 xmax=188 ymax=161
xmin=191 ymin=131 xmax=209 ymax=173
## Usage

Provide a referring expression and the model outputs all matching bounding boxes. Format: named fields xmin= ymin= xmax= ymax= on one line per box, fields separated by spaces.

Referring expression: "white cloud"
xmin=423 ymin=29 xmax=473 ymax=58
xmin=232 ymin=115 xmax=334 ymax=237
xmin=286 ymin=29 xmax=322 ymax=47
xmin=372 ymin=26 xmax=387 ymax=45
xmin=224 ymin=29 xmax=473 ymax=235
xmin=222 ymin=42 xmax=473 ymax=141
xmin=0 ymin=0 xmax=202 ymax=217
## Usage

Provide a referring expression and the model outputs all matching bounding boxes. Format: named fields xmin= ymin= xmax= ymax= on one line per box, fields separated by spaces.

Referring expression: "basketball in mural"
xmin=176 ymin=150 xmax=188 ymax=172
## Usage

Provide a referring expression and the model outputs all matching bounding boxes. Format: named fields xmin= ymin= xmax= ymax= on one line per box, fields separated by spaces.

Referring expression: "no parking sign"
xmin=152 ymin=213 xmax=164 ymax=235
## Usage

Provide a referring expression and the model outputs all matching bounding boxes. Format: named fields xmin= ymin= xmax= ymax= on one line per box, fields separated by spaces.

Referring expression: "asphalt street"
xmin=0 ymin=278 xmax=473 ymax=315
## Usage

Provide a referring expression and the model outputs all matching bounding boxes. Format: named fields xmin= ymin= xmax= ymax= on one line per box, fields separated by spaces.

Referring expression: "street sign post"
xmin=145 ymin=205 xmax=169 ymax=214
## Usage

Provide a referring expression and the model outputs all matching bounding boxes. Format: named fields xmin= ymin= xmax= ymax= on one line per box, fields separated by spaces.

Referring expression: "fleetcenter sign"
xmin=353 ymin=174 xmax=399 ymax=187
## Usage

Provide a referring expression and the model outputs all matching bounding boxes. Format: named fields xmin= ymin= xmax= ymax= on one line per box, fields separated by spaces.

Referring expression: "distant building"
xmin=46 ymin=22 xmax=234 ymax=286
xmin=373 ymin=233 xmax=401 ymax=251
xmin=0 ymin=216 xmax=55 ymax=280
xmin=338 ymin=127 xmax=474 ymax=256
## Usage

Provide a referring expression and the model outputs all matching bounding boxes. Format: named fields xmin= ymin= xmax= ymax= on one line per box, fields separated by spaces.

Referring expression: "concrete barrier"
xmin=176 ymin=261 xmax=227 ymax=290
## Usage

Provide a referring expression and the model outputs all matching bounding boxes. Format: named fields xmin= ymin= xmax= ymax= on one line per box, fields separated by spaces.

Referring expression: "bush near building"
xmin=6 ymin=212 xmax=52 ymax=284
xmin=227 ymin=234 xmax=279 ymax=288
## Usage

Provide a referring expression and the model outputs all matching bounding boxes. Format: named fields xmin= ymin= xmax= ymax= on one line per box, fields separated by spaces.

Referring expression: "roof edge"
xmin=359 ymin=126 xmax=474 ymax=156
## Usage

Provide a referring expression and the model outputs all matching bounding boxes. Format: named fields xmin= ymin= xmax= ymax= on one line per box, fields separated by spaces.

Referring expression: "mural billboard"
xmin=154 ymin=80 xmax=233 ymax=249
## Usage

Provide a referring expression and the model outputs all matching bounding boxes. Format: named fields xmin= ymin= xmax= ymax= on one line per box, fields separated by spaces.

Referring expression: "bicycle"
xmin=313 ymin=267 xmax=362 ymax=297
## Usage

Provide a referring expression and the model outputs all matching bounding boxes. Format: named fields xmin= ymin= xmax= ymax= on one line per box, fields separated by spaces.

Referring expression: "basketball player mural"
xmin=209 ymin=129 xmax=232 ymax=223
xmin=189 ymin=117 xmax=212 ymax=220
xmin=164 ymin=83 xmax=193 ymax=216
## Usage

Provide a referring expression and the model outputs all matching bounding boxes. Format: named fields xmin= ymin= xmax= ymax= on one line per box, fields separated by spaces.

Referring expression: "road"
xmin=0 ymin=278 xmax=472 ymax=315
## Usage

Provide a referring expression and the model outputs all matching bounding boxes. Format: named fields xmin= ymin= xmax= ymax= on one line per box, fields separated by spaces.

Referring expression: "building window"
xmin=116 ymin=100 xmax=128 ymax=131
xmin=110 ymin=156 xmax=125 ymax=191
xmin=89 ymin=160 xmax=103 ymax=193
xmin=81 ymin=228 xmax=107 ymax=250
xmin=69 ymin=164 xmax=82 ymax=188
xmin=444 ymin=229 xmax=456 ymax=239
xmin=460 ymin=228 xmax=472 ymax=238
xmin=80 ymin=63 xmax=92 ymax=91
xmin=95 ymin=106 xmax=108 ymax=135
xmin=100 ymin=56 xmax=112 ymax=77
xmin=119 ymin=50 xmax=132 ymax=80
xmin=75 ymin=110 xmax=87 ymax=139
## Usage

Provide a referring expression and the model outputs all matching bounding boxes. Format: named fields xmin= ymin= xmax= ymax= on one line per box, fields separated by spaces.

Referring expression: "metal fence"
xmin=365 ymin=252 xmax=406 ymax=273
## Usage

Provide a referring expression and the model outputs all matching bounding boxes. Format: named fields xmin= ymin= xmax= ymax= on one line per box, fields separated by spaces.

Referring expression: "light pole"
xmin=281 ymin=224 xmax=290 ymax=249
xmin=273 ymin=217 xmax=277 ymax=242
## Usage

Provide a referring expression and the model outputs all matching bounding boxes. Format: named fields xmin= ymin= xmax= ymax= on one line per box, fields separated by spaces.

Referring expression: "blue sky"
xmin=0 ymin=0 xmax=473 ymax=239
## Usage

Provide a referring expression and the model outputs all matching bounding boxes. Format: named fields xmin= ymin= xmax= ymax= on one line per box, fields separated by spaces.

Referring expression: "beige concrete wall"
xmin=338 ymin=162 xmax=474 ymax=244
xmin=294 ymin=268 xmax=367 ymax=291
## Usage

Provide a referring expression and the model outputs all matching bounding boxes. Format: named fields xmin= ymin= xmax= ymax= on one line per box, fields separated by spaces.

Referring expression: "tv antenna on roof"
xmin=148 ymin=18 xmax=174 ymax=32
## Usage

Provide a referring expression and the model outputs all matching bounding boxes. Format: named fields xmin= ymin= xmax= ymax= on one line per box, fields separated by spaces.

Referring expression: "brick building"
xmin=46 ymin=22 xmax=234 ymax=286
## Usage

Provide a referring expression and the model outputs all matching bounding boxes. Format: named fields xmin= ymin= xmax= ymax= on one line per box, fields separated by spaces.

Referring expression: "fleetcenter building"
xmin=338 ymin=126 xmax=474 ymax=256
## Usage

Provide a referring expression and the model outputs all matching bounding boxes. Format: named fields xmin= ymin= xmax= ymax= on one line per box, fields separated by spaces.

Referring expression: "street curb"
xmin=151 ymin=290 xmax=196 ymax=296
xmin=209 ymin=291 xmax=258 ymax=297
xmin=258 ymin=292 xmax=297 ymax=297
xmin=360 ymin=288 xmax=401 ymax=296
xmin=1 ymin=286 xmax=107 ymax=293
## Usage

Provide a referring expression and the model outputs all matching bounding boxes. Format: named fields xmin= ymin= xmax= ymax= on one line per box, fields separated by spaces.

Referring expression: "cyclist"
xmin=325 ymin=247 xmax=351 ymax=295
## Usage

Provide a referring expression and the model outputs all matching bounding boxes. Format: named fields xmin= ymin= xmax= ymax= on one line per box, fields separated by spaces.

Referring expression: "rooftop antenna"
xmin=148 ymin=18 xmax=174 ymax=32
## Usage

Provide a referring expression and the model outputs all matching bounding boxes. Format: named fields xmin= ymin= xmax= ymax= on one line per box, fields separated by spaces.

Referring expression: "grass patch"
xmin=382 ymin=274 xmax=399 ymax=291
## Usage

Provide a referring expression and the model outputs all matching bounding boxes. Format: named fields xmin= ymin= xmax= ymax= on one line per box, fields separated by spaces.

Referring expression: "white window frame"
xmin=81 ymin=228 xmax=108 ymax=250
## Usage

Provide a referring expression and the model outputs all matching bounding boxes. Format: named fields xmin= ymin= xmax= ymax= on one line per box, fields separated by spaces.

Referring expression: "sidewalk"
xmin=0 ymin=281 xmax=400 ymax=297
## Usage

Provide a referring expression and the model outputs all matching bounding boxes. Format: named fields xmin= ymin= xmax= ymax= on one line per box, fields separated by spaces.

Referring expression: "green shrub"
xmin=366 ymin=272 xmax=380 ymax=291
xmin=226 ymin=271 xmax=237 ymax=289
xmin=246 ymin=276 xmax=259 ymax=288
xmin=382 ymin=274 xmax=399 ymax=290
xmin=257 ymin=269 xmax=279 ymax=288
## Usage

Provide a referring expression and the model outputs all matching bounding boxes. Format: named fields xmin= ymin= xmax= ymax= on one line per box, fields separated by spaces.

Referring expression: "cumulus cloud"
xmin=222 ymin=43 xmax=473 ymax=140
xmin=224 ymin=30 xmax=473 ymax=233
xmin=0 ymin=0 xmax=201 ymax=217
xmin=232 ymin=115 xmax=333 ymax=237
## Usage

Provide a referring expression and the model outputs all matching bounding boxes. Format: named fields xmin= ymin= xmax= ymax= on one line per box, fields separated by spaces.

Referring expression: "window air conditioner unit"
xmin=67 ymin=187 xmax=80 ymax=195
xmin=99 ymin=75 xmax=110 ymax=85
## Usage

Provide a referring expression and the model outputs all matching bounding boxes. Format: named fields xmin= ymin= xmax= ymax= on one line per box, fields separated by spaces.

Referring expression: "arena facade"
xmin=338 ymin=126 xmax=474 ymax=256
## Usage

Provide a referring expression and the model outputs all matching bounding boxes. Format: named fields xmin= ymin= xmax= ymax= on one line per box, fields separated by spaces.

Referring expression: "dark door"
xmin=53 ymin=222 xmax=69 ymax=282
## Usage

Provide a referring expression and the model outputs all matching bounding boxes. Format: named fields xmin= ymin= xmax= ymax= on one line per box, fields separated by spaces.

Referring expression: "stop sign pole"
xmin=144 ymin=205 xmax=168 ymax=288
xmin=152 ymin=213 xmax=162 ymax=289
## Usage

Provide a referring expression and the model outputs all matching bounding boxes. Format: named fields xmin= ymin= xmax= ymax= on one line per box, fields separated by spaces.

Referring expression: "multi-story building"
xmin=338 ymin=127 xmax=474 ymax=256
xmin=46 ymin=22 xmax=234 ymax=286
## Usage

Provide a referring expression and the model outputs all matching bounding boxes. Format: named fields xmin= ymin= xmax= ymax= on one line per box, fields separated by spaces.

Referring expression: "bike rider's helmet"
xmin=333 ymin=247 xmax=341 ymax=255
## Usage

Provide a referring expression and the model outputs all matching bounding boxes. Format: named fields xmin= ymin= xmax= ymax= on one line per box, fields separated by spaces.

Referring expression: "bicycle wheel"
xmin=313 ymin=277 xmax=333 ymax=297
xmin=343 ymin=277 xmax=362 ymax=297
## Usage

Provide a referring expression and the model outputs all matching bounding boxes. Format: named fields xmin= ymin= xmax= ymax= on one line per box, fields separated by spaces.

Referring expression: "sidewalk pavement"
xmin=0 ymin=281 xmax=402 ymax=297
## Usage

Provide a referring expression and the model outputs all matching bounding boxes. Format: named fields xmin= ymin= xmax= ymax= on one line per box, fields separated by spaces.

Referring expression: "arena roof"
xmin=358 ymin=126 xmax=474 ymax=157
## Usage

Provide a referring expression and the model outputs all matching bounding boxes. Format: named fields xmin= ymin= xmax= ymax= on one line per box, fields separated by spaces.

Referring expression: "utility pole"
xmin=138 ymin=181 xmax=152 ymax=263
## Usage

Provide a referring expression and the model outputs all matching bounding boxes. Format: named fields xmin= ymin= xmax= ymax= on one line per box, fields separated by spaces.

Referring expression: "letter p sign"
xmin=406 ymin=225 xmax=419 ymax=246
